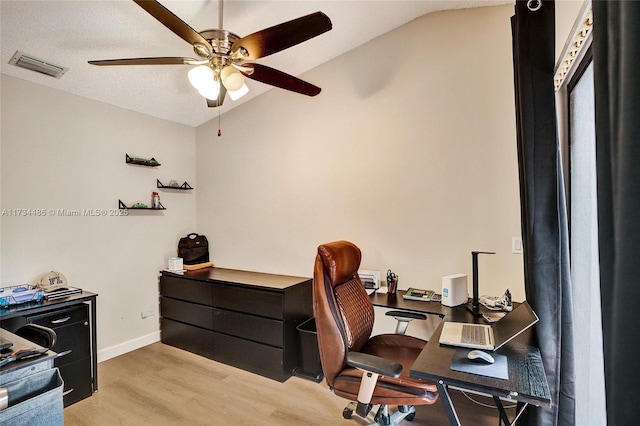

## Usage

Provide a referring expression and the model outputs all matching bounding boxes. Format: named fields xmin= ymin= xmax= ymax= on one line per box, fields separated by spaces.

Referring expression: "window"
xmin=556 ymin=4 xmax=606 ymax=424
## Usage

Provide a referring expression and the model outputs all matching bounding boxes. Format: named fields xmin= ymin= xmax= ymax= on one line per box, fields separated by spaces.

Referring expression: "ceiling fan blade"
xmin=242 ymin=63 xmax=321 ymax=96
xmin=133 ymin=0 xmax=210 ymax=48
xmin=231 ymin=11 xmax=332 ymax=60
xmin=88 ymin=57 xmax=200 ymax=66
xmin=206 ymin=85 xmax=227 ymax=107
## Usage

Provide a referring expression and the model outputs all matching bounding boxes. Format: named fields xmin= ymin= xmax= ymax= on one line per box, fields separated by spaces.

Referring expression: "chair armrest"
xmin=385 ymin=310 xmax=427 ymax=321
xmin=385 ymin=310 xmax=427 ymax=335
xmin=346 ymin=351 xmax=402 ymax=378
xmin=15 ymin=324 xmax=57 ymax=350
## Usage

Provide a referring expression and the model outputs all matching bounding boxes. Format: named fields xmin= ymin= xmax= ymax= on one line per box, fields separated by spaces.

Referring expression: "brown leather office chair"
xmin=313 ymin=241 xmax=438 ymax=425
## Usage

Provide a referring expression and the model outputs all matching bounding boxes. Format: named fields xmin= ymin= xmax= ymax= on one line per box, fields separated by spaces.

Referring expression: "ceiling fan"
xmin=89 ymin=0 xmax=332 ymax=108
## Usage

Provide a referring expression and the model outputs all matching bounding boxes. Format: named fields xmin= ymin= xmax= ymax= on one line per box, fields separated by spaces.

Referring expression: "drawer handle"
xmin=56 ymin=350 xmax=72 ymax=359
xmin=63 ymin=388 xmax=74 ymax=396
xmin=51 ymin=316 xmax=71 ymax=324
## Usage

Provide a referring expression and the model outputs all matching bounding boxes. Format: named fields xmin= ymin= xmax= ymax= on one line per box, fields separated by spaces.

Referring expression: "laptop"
xmin=439 ymin=301 xmax=539 ymax=351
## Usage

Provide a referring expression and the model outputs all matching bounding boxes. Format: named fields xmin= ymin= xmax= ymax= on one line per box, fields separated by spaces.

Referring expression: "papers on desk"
xmin=366 ymin=287 xmax=390 ymax=296
xmin=450 ymin=349 xmax=509 ymax=380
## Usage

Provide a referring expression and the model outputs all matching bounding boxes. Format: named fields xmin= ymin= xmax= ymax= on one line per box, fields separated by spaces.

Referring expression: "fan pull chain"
xmin=217 ymin=104 xmax=222 ymax=137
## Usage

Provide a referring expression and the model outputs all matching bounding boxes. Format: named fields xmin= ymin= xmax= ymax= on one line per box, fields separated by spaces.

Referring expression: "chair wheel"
xmin=342 ymin=407 xmax=353 ymax=419
xmin=405 ymin=412 xmax=416 ymax=421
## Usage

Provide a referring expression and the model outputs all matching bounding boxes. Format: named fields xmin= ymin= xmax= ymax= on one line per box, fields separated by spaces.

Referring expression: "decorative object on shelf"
xmin=152 ymin=191 xmax=161 ymax=208
xmin=157 ymin=179 xmax=193 ymax=190
xmin=125 ymin=153 xmax=160 ymax=167
xmin=118 ymin=199 xmax=165 ymax=210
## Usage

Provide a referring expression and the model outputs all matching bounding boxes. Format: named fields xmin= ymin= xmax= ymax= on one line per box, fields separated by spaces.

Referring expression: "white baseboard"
xmin=97 ymin=331 xmax=160 ymax=363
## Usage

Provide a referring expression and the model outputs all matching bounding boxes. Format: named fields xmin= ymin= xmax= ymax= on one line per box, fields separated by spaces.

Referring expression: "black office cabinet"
xmin=0 ymin=293 xmax=98 ymax=407
xmin=28 ymin=304 xmax=92 ymax=406
xmin=160 ymin=268 xmax=313 ymax=382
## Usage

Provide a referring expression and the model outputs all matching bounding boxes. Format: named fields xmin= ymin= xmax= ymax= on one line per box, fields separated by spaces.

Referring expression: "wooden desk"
xmin=411 ymin=324 xmax=551 ymax=425
xmin=370 ymin=291 xmax=551 ymax=425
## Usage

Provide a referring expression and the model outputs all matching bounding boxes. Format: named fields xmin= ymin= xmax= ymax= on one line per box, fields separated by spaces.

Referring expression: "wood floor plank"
xmin=64 ymin=342 xmax=515 ymax=425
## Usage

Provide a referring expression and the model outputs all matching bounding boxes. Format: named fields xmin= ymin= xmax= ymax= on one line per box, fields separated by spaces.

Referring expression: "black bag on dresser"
xmin=178 ymin=233 xmax=210 ymax=265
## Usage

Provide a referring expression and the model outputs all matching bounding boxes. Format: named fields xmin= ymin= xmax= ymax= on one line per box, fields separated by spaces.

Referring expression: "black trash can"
xmin=294 ymin=317 xmax=324 ymax=383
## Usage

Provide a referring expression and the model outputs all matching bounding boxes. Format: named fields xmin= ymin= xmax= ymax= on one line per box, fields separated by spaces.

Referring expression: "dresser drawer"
xmin=212 ymin=309 xmax=283 ymax=347
xmin=160 ymin=276 xmax=212 ymax=305
xmin=212 ymin=284 xmax=283 ymax=319
xmin=161 ymin=297 xmax=213 ymax=330
xmin=161 ymin=318 xmax=214 ymax=359
xmin=213 ymin=332 xmax=285 ymax=382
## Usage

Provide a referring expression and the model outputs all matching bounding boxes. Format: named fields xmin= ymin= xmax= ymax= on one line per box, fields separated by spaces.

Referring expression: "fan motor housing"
xmin=198 ymin=29 xmax=240 ymax=56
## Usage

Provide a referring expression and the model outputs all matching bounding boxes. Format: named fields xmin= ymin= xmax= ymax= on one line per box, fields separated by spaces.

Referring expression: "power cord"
xmin=479 ymin=289 xmax=513 ymax=312
xmin=459 ymin=390 xmax=517 ymax=410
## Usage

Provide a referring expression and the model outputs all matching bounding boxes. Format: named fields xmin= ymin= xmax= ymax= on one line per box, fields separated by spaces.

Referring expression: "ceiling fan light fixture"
xmin=197 ymin=80 xmax=221 ymax=100
xmin=220 ymin=65 xmax=245 ymax=91
xmin=188 ymin=65 xmax=221 ymax=100
xmin=188 ymin=65 xmax=213 ymax=89
xmin=228 ymin=83 xmax=249 ymax=101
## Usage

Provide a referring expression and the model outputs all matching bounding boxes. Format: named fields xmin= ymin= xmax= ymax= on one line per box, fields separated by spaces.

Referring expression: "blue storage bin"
xmin=0 ymin=367 xmax=63 ymax=425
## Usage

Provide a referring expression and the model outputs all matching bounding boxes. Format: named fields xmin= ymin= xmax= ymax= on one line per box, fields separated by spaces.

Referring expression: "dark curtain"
xmin=593 ymin=1 xmax=640 ymax=424
xmin=511 ymin=1 xmax=575 ymax=425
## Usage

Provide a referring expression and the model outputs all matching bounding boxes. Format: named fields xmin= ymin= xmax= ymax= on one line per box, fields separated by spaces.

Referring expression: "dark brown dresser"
xmin=159 ymin=268 xmax=313 ymax=382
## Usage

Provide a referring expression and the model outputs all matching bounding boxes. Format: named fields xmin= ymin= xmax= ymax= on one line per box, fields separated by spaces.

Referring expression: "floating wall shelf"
xmin=118 ymin=199 xmax=166 ymax=210
xmin=157 ymin=179 xmax=193 ymax=190
xmin=125 ymin=153 xmax=161 ymax=167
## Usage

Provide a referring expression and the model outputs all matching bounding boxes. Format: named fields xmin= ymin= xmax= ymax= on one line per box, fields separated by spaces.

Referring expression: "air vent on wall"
xmin=8 ymin=51 xmax=68 ymax=79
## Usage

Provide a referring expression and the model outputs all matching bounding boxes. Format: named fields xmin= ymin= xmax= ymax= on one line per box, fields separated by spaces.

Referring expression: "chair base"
xmin=342 ymin=401 xmax=416 ymax=426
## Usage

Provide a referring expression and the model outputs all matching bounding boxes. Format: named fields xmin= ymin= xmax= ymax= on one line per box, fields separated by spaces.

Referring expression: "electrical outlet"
xmin=140 ymin=309 xmax=154 ymax=319
xmin=512 ymin=237 xmax=523 ymax=254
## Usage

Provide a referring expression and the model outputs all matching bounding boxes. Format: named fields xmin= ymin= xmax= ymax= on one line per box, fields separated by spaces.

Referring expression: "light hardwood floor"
xmin=64 ymin=342 xmax=513 ymax=425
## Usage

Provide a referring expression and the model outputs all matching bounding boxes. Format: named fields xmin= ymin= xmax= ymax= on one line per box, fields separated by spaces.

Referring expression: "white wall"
xmin=0 ymin=75 xmax=196 ymax=359
xmin=196 ymin=5 xmax=525 ymax=303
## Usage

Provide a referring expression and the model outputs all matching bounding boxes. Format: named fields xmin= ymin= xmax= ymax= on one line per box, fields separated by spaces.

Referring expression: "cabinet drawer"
xmin=58 ymin=357 xmax=92 ymax=406
xmin=212 ymin=309 xmax=282 ymax=347
xmin=160 ymin=276 xmax=212 ymax=305
xmin=161 ymin=297 xmax=213 ymax=330
xmin=161 ymin=318 xmax=214 ymax=359
xmin=29 ymin=305 xmax=90 ymax=365
xmin=213 ymin=332 xmax=286 ymax=382
xmin=29 ymin=304 xmax=88 ymax=327
xmin=212 ymin=284 xmax=283 ymax=319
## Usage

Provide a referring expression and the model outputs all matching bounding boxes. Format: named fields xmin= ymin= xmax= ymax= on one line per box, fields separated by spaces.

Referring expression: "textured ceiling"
xmin=1 ymin=0 xmax=509 ymax=127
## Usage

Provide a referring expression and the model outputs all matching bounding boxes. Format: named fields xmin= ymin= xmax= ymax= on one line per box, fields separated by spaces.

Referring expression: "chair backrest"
xmin=313 ymin=241 xmax=375 ymax=387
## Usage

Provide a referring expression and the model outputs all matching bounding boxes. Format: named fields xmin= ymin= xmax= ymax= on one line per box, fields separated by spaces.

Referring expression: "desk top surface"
xmin=369 ymin=290 xmax=477 ymax=321
xmin=0 ymin=329 xmax=56 ymax=376
xmin=371 ymin=290 xmax=551 ymax=408
xmin=410 ymin=323 xmax=551 ymax=407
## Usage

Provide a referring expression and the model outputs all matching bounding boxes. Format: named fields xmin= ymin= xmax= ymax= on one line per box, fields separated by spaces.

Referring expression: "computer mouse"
xmin=467 ymin=350 xmax=495 ymax=364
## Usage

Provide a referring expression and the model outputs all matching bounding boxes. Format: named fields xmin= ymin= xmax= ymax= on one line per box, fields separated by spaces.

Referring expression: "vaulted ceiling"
xmin=1 ymin=1 xmax=508 ymax=127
